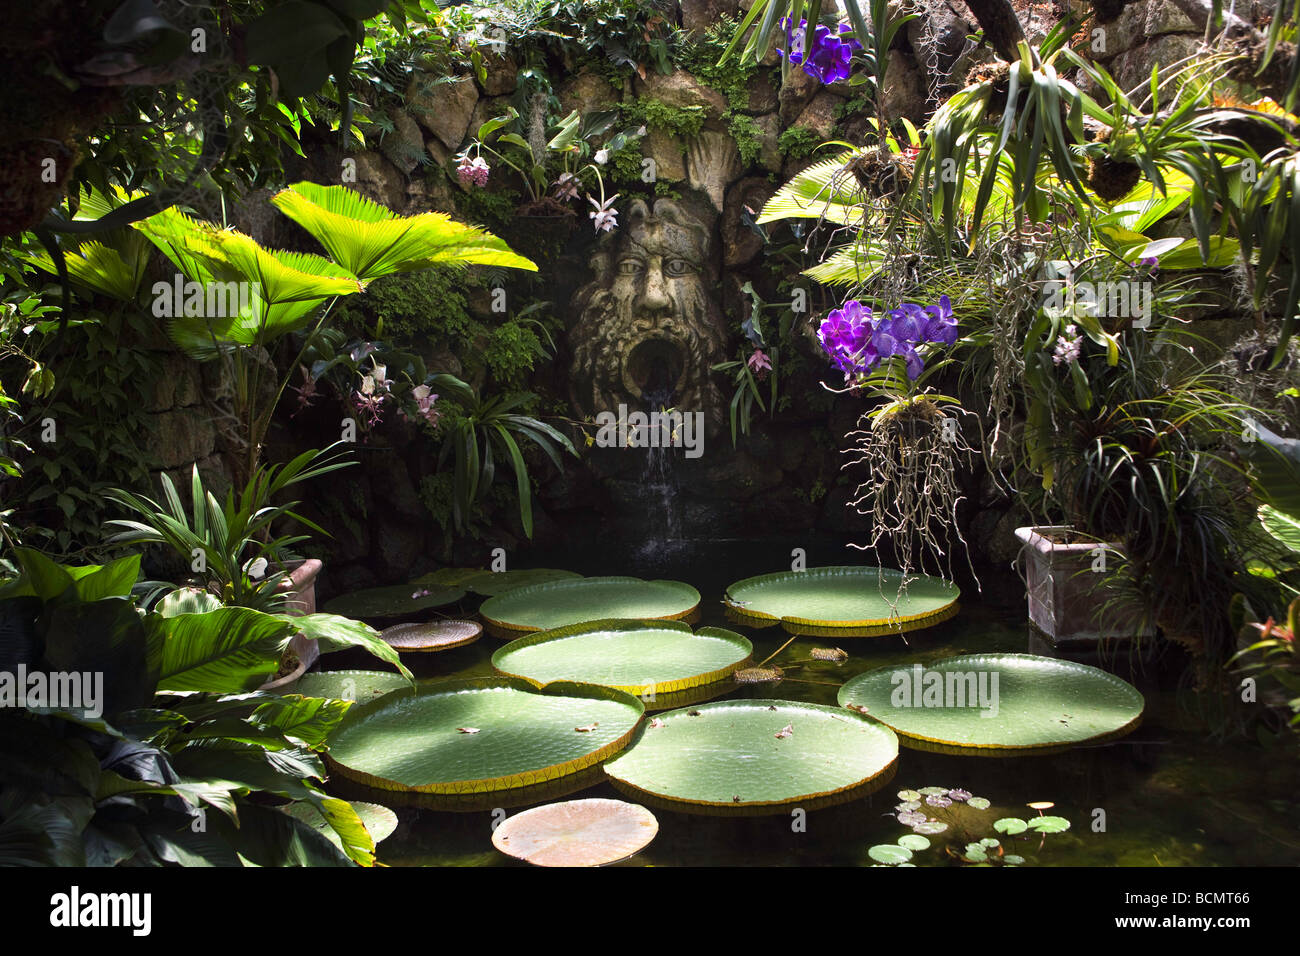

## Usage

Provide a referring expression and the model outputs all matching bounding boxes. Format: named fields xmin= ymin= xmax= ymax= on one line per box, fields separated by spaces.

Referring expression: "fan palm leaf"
xmin=268 ymin=181 xmax=536 ymax=281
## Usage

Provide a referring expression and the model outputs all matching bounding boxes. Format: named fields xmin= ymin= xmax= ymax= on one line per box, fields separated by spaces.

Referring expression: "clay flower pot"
xmin=1015 ymin=526 xmax=1155 ymax=643
xmin=259 ymin=558 xmax=323 ymax=691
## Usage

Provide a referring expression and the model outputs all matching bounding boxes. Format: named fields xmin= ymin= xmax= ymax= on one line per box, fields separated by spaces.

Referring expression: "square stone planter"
xmin=1015 ymin=526 xmax=1155 ymax=643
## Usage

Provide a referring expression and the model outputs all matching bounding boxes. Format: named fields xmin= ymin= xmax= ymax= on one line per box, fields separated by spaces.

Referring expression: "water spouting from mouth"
xmin=635 ymin=360 xmax=684 ymax=570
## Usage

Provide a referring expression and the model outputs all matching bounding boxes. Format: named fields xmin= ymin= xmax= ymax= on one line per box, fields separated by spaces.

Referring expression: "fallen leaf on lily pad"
xmin=774 ymin=723 xmax=794 ymax=739
xmin=457 ymin=727 xmax=480 ymax=734
xmin=574 ymin=722 xmax=600 ymax=733
xmin=649 ymin=718 xmax=666 ymax=729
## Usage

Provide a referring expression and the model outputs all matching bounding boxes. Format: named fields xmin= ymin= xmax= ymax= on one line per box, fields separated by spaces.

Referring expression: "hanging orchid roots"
xmin=842 ymin=398 xmax=980 ymax=597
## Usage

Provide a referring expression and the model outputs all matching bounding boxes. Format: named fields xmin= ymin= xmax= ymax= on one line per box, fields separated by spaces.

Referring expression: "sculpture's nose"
xmin=641 ymin=263 xmax=672 ymax=316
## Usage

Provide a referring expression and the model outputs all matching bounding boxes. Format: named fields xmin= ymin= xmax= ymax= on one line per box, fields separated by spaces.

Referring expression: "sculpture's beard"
xmin=571 ymin=279 xmax=727 ymax=421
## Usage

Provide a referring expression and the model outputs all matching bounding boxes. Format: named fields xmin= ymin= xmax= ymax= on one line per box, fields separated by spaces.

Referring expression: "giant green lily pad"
xmin=413 ymin=567 xmax=583 ymax=595
xmin=603 ymin=699 xmax=898 ymax=813
xmin=466 ymin=568 xmax=584 ymax=596
xmin=325 ymin=677 xmax=645 ymax=794
xmin=837 ymin=654 xmax=1144 ymax=753
xmin=723 ymin=566 xmax=959 ymax=636
xmin=492 ymin=619 xmax=751 ymax=694
xmin=284 ymin=669 xmax=411 ymax=703
xmin=322 ymin=582 xmax=465 ymax=621
xmin=479 ymin=576 xmax=700 ymax=639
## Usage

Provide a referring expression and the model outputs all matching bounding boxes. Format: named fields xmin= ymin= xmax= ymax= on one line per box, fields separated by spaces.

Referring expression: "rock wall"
xmin=245 ymin=1 xmax=1263 ymax=588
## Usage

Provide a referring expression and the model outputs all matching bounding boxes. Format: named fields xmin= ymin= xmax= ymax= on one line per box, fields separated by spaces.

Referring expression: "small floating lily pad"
xmin=490 ymin=798 xmax=658 ymax=867
xmin=837 ymin=653 xmax=1144 ymax=752
xmin=323 ymin=582 xmax=465 ymax=621
xmin=603 ymin=699 xmax=898 ymax=813
xmin=381 ymin=620 xmax=482 ymax=653
xmin=492 ymin=619 xmax=752 ymax=694
xmin=723 ymin=566 xmax=959 ymax=636
xmin=479 ymin=576 xmax=700 ymax=639
xmin=869 ymin=844 xmax=913 ymax=864
xmin=415 ymin=567 xmax=492 ymax=588
xmin=284 ymin=669 xmax=411 ymax=702
xmin=1027 ymin=815 xmax=1071 ymax=833
xmin=325 ymin=677 xmax=644 ymax=794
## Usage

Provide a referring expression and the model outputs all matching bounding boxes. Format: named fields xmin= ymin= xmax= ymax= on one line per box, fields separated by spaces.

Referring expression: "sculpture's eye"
xmin=617 ymin=258 xmax=644 ymax=275
xmin=664 ymin=258 xmax=694 ymax=277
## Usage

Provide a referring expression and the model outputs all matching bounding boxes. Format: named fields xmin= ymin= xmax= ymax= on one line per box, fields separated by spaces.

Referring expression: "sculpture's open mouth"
xmin=623 ymin=337 xmax=686 ymax=405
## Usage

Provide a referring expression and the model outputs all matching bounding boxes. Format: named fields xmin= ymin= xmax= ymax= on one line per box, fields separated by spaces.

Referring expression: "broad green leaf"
xmin=252 ymin=695 xmax=351 ymax=748
xmin=154 ymin=607 xmax=297 ymax=693
xmin=1260 ymin=504 xmax=1300 ymax=552
xmin=288 ymin=613 xmax=413 ymax=682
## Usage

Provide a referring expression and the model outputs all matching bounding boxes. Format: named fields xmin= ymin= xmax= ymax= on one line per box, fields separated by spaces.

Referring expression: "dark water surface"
xmin=321 ymin=536 xmax=1300 ymax=867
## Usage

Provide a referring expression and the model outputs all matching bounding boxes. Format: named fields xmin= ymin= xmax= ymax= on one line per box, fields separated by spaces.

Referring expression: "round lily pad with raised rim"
xmin=322 ymin=582 xmax=465 ymax=621
xmin=381 ymin=620 xmax=482 ymax=653
xmin=479 ymin=576 xmax=700 ymax=639
xmin=284 ymin=669 xmax=411 ymax=703
xmin=603 ymin=699 xmax=898 ymax=814
xmin=325 ymin=677 xmax=645 ymax=794
xmin=491 ymin=798 xmax=658 ymax=867
xmin=491 ymin=619 xmax=751 ymax=694
xmin=837 ymin=653 xmax=1144 ymax=753
xmin=723 ymin=566 xmax=959 ymax=636
xmin=466 ymin=568 xmax=584 ymax=596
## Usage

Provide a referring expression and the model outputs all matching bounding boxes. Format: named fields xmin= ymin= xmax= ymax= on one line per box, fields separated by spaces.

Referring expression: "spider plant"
xmin=430 ymin=373 xmax=577 ymax=539
xmin=104 ymin=445 xmax=353 ymax=612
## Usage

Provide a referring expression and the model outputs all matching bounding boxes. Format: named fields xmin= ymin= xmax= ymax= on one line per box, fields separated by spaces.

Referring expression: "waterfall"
xmin=634 ymin=363 xmax=685 ymax=568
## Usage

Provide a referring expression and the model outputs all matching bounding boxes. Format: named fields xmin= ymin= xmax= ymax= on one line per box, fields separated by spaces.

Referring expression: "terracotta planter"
xmin=259 ymin=558 xmax=322 ymax=691
xmin=1014 ymin=526 xmax=1155 ymax=643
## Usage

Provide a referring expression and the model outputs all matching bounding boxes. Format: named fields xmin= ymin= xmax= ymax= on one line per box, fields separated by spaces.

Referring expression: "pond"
xmin=318 ymin=536 xmax=1300 ymax=867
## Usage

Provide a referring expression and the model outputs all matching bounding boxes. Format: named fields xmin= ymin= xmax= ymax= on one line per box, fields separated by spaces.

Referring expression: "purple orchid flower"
xmin=818 ymin=299 xmax=876 ymax=375
xmin=885 ymin=303 xmax=926 ymax=343
xmin=778 ymin=18 xmax=860 ymax=85
xmin=922 ymin=294 xmax=958 ymax=345
xmin=819 ymin=295 xmax=957 ymax=382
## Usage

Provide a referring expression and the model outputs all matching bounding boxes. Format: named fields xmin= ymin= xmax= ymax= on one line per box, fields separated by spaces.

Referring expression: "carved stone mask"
xmin=569 ymin=199 xmax=727 ymax=421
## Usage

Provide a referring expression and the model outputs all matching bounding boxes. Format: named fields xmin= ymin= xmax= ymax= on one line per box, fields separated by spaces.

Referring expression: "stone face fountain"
xmin=568 ymin=199 xmax=728 ymax=426
xmin=566 ymin=198 xmax=731 ymax=569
